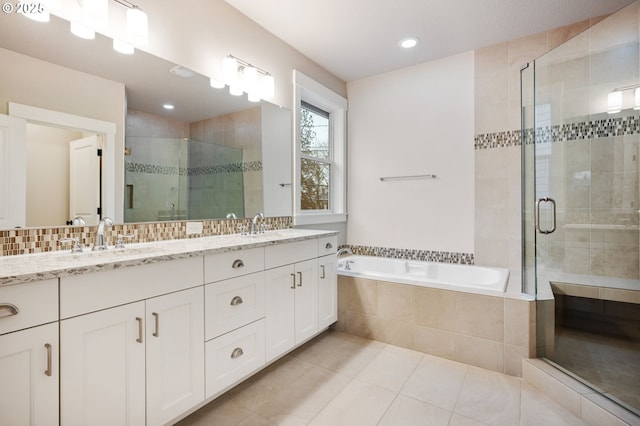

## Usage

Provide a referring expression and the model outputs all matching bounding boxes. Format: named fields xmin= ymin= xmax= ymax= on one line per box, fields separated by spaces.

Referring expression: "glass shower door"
xmin=523 ymin=5 xmax=640 ymax=414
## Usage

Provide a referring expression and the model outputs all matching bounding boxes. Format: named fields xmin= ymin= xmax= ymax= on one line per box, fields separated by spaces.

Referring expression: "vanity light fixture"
xmin=607 ymin=84 xmax=640 ymax=114
xmin=221 ymin=55 xmax=275 ymax=101
xmin=70 ymin=21 xmax=96 ymax=39
xmin=399 ymin=37 xmax=419 ymax=49
xmin=163 ymin=104 xmax=175 ymax=110
xmin=126 ymin=6 xmax=148 ymax=45
xmin=210 ymin=78 xmax=225 ymax=89
xmin=81 ymin=0 xmax=109 ymax=29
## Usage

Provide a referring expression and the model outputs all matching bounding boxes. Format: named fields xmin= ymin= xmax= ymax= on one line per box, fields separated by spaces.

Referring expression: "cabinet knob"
xmin=0 ymin=303 xmax=19 ymax=319
xmin=325 ymin=242 xmax=333 ymax=249
xmin=230 ymin=296 xmax=244 ymax=306
xmin=231 ymin=347 xmax=244 ymax=359
xmin=232 ymin=259 xmax=245 ymax=269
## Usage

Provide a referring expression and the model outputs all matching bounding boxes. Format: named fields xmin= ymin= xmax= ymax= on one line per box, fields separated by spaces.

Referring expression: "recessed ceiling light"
xmin=163 ymin=104 xmax=175 ymax=110
xmin=399 ymin=37 xmax=419 ymax=49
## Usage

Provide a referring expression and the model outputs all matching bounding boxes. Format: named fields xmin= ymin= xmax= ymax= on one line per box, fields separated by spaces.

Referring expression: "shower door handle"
xmin=535 ymin=197 xmax=556 ymax=234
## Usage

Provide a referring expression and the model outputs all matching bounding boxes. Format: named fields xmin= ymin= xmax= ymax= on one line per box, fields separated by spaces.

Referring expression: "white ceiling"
xmin=225 ymin=0 xmax=635 ymax=82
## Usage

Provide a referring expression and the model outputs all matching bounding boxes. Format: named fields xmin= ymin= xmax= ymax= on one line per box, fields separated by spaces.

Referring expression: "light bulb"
xmin=222 ymin=56 xmax=238 ymax=86
xmin=127 ymin=7 xmax=148 ymax=45
xmin=210 ymin=78 xmax=225 ymax=89
xmin=83 ymin=0 xmax=108 ymax=29
xmin=70 ymin=21 xmax=95 ymax=39
xmin=229 ymin=85 xmax=243 ymax=96
xmin=113 ymin=39 xmax=134 ymax=54
xmin=260 ymin=74 xmax=275 ymax=99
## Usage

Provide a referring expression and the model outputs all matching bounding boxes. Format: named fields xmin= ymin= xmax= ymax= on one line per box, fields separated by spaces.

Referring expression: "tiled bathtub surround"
xmin=335 ymin=276 xmax=535 ymax=377
xmin=344 ymin=244 xmax=474 ymax=265
xmin=0 ymin=216 xmax=292 ymax=257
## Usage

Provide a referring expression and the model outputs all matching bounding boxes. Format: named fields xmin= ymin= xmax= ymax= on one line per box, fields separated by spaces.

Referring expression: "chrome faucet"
xmin=251 ymin=212 xmax=264 ymax=234
xmin=226 ymin=212 xmax=237 ymax=219
xmin=336 ymin=247 xmax=353 ymax=258
xmin=92 ymin=217 xmax=113 ymax=251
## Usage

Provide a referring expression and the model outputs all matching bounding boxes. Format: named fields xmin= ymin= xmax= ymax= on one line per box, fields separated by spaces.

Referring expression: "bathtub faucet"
xmin=336 ymin=247 xmax=353 ymax=258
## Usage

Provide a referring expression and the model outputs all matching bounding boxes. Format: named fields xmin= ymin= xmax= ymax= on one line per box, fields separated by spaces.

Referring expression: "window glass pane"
xmin=301 ymin=159 xmax=329 ymax=210
xmin=300 ymin=102 xmax=329 ymax=160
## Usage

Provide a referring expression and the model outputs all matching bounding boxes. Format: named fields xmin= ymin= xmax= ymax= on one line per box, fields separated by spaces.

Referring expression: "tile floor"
xmin=178 ymin=330 xmax=589 ymax=426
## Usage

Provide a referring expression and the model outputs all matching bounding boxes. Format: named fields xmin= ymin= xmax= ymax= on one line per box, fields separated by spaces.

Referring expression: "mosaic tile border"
xmin=124 ymin=160 xmax=262 ymax=175
xmin=475 ymin=115 xmax=640 ymax=150
xmin=343 ymin=244 xmax=474 ymax=265
xmin=0 ymin=216 xmax=292 ymax=257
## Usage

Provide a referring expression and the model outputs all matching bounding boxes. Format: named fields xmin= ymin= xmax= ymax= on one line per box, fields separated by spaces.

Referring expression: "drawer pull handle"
xmin=232 ymin=259 xmax=245 ymax=269
xmin=325 ymin=242 xmax=333 ymax=249
xmin=0 ymin=303 xmax=19 ymax=318
xmin=320 ymin=265 xmax=326 ymax=279
xmin=231 ymin=347 xmax=244 ymax=359
xmin=297 ymin=271 xmax=303 ymax=287
xmin=290 ymin=273 xmax=296 ymax=289
xmin=152 ymin=312 xmax=159 ymax=337
xmin=44 ymin=343 xmax=52 ymax=377
xmin=136 ymin=317 xmax=143 ymax=343
xmin=230 ymin=296 xmax=244 ymax=306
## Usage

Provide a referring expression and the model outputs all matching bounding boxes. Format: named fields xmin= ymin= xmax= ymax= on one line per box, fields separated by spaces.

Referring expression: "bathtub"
xmin=337 ymin=255 xmax=509 ymax=295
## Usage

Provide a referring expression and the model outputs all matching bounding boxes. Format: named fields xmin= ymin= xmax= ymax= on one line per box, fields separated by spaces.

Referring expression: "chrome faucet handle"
xmin=237 ymin=225 xmax=249 ymax=236
xmin=60 ymin=237 xmax=84 ymax=253
xmin=115 ymin=234 xmax=135 ymax=249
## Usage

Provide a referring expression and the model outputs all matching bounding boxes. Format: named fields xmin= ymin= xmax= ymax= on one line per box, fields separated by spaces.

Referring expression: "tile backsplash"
xmin=0 ymin=216 xmax=292 ymax=257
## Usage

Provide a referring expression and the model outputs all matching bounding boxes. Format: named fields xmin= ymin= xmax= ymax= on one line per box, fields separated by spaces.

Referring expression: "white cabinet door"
xmin=318 ymin=255 xmax=338 ymax=330
xmin=146 ymin=287 xmax=204 ymax=426
xmin=265 ymin=259 xmax=319 ymax=362
xmin=293 ymin=258 xmax=319 ymax=344
xmin=265 ymin=265 xmax=296 ymax=362
xmin=60 ymin=302 xmax=146 ymax=426
xmin=0 ymin=323 xmax=58 ymax=426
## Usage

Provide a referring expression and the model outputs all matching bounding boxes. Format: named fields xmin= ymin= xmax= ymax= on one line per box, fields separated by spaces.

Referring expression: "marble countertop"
xmin=0 ymin=229 xmax=338 ymax=287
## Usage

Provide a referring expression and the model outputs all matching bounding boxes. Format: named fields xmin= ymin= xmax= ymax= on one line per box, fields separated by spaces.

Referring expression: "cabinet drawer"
xmin=204 ymin=247 xmax=264 ymax=283
xmin=318 ymin=235 xmax=338 ymax=256
xmin=205 ymin=319 xmax=265 ymax=398
xmin=205 ymin=272 xmax=265 ymax=340
xmin=0 ymin=279 xmax=58 ymax=335
xmin=60 ymin=257 xmax=203 ymax=319
xmin=265 ymin=239 xmax=318 ymax=269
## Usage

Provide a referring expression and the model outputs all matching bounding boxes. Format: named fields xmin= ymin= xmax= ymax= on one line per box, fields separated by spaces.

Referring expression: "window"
xmin=300 ymin=102 xmax=330 ymax=210
xmin=293 ymin=71 xmax=347 ymax=225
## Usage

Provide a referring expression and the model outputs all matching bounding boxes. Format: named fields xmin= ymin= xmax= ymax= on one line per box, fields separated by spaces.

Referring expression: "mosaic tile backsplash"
xmin=0 ymin=216 xmax=292 ymax=257
xmin=343 ymin=244 xmax=474 ymax=265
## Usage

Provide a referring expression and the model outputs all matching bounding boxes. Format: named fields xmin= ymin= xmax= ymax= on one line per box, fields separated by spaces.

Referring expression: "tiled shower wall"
xmin=473 ymin=16 xmax=607 ymax=284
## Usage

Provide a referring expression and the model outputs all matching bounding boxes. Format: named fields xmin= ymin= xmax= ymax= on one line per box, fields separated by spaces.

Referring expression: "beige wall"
xmin=346 ymin=52 xmax=475 ymax=255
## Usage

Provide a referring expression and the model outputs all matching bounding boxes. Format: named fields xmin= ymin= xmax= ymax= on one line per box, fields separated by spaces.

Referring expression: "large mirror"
xmin=0 ymin=13 xmax=292 ymax=228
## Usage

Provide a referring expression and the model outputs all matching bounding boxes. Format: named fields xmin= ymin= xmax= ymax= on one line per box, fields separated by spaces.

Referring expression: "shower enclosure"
xmin=124 ymin=136 xmax=245 ymax=222
xmin=522 ymin=2 xmax=640 ymax=414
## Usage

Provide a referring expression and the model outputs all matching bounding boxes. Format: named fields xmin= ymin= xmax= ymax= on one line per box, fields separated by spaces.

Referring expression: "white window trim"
xmin=293 ymin=70 xmax=347 ymax=225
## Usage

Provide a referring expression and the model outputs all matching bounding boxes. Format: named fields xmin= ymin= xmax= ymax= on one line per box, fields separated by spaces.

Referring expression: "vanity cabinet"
xmin=1 ymin=230 xmax=338 ymax=425
xmin=0 ymin=279 xmax=59 ymax=426
xmin=264 ymin=240 xmax=320 ymax=362
xmin=59 ymin=257 xmax=204 ymax=426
